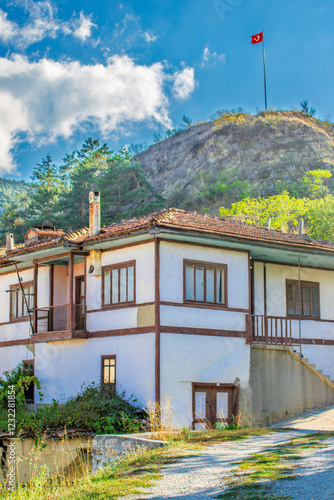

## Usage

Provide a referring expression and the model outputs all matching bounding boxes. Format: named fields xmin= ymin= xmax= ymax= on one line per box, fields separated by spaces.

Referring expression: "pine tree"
xmin=29 ymin=155 xmax=61 ymax=223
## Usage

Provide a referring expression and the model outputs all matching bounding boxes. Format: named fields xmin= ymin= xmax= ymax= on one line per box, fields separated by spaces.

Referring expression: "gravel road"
xmin=122 ymin=406 xmax=334 ymax=500
xmin=122 ymin=431 xmax=309 ymax=500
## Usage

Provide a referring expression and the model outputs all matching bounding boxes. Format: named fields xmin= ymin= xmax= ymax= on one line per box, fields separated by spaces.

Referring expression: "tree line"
xmin=219 ymin=169 xmax=334 ymax=241
xmin=0 ymin=139 xmax=164 ymax=244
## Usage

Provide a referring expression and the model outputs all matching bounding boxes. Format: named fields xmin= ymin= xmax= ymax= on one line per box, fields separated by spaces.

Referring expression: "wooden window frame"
xmin=183 ymin=260 xmax=228 ymax=307
xmin=102 ymin=260 xmax=136 ymax=309
xmin=101 ymin=355 xmax=116 ymax=387
xmin=286 ymin=279 xmax=320 ymax=320
xmin=23 ymin=359 xmax=35 ymax=404
xmin=10 ymin=281 xmax=34 ymax=321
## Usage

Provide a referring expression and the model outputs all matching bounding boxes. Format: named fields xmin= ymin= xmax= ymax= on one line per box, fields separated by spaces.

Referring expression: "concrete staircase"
xmin=290 ymin=350 xmax=334 ymax=389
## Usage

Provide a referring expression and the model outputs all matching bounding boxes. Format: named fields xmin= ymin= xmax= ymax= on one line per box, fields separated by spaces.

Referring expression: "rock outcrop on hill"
xmin=136 ymin=111 xmax=334 ymax=214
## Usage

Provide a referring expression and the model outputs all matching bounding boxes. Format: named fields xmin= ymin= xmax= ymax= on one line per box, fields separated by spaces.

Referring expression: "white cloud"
xmin=144 ymin=31 xmax=158 ymax=43
xmin=73 ymin=12 xmax=96 ymax=42
xmin=201 ymin=47 xmax=226 ymax=67
xmin=0 ymin=9 xmax=17 ymax=41
xmin=0 ymin=54 xmax=195 ymax=173
xmin=172 ymin=67 xmax=195 ymax=100
xmin=0 ymin=2 xmax=95 ymax=48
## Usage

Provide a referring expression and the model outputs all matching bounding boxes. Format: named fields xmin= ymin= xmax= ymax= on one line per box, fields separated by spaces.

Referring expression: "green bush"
xmin=0 ymin=365 xmax=145 ymax=436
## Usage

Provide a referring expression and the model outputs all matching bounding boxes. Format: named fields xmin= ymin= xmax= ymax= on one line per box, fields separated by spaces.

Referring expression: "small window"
xmin=23 ymin=360 xmax=34 ymax=404
xmin=102 ymin=261 xmax=135 ymax=306
xmin=101 ymin=355 xmax=116 ymax=387
xmin=10 ymin=282 xmax=34 ymax=320
xmin=184 ymin=260 xmax=227 ymax=305
xmin=286 ymin=280 xmax=319 ymax=319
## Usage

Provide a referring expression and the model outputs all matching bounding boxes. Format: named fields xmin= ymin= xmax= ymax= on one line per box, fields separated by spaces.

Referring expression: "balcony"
xmin=246 ymin=314 xmax=299 ymax=345
xmin=34 ymin=304 xmax=87 ymax=342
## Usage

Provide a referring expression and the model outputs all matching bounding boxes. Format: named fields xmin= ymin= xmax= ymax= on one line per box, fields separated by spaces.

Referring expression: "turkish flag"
xmin=251 ymin=32 xmax=263 ymax=44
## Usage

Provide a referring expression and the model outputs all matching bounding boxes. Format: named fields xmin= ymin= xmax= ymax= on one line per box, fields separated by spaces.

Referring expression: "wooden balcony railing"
xmin=35 ymin=304 xmax=86 ymax=333
xmin=246 ymin=314 xmax=297 ymax=345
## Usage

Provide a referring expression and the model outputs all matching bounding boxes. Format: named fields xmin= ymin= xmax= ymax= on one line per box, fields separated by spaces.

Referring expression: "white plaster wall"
xmin=265 ymin=264 xmax=334 ymax=320
xmin=37 ymin=265 xmax=50 ymax=308
xmin=160 ymin=333 xmax=250 ymax=427
xmin=253 ymin=261 xmax=264 ymax=315
xmin=35 ymin=333 xmax=155 ymax=406
xmin=0 ymin=268 xmax=33 ymax=323
xmin=160 ymin=241 xmax=249 ymax=309
xmin=302 ymin=345 xmax=334 ymax=380
xmin=160 ymin=305 xmax=245 ymax=331
xmin=0 ymin=321 xmax=31 ymax=342
xmin=0 ymin=345 xmax=31 ymax=375
xmin=289 ymin=319 xmax=334 ymax=341
xmin=53 ymin=265 xmax=68 ymax=306
xmin=86 ymin=242 xmax=155 ymax=312
xmin=86 ymin=307 xmax=138 ymax=331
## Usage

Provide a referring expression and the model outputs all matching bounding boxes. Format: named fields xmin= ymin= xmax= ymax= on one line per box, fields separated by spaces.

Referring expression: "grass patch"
xmin=170 ymin=428 xmax=271 ymax=445
xmin=0 ymin=428 xmax=270 ymax=499
xmin=217 ymin=432 xmax=333 ymax=500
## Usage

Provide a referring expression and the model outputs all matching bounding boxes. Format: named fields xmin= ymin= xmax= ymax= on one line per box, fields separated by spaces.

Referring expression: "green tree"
xmin=99 ymin=150 xmax=164 ymax=224
xmin=300 ymin=99 xmax=316 ymax=117
xmin=58 ymin=139 xmax=112 ymax=229
xmin=308 ymin=195 xmax=334 ymax=241
xmin=29 ymin=155 xmax=61 ymax=222
xmin=219 ymin=191 xmax=311 ymax=232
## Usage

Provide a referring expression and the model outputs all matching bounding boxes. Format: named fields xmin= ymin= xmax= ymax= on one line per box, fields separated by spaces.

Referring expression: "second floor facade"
xmin=1 ymin=207 xmax=334 ymax=349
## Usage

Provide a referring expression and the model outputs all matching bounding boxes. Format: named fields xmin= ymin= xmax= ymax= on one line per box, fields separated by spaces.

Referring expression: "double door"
xmin=192 ymin=383 xmax=238 ymax=429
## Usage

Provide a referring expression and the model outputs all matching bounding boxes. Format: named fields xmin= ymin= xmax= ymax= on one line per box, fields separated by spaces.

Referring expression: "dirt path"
xmin=271 ymin=436 xmax=334 ymax=500
xmin=123 ymin=431 xmax=305 ymax=500
xmin=123 ymin=405 xmax=334 ymax=500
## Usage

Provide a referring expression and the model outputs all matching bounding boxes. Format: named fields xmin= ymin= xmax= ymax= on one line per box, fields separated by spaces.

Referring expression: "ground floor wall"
xmin=35 ymin=334 xmax=156 ymax=406
xmin=160 ymin=333 xmax=251 ymax=428
xmin=250 ymin=345 xmax=334 ymax=426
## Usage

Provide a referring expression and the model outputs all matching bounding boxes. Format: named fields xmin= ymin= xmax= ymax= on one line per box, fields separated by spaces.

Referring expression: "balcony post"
xmin=68 ymin=253 xmax=74 ymax=331
xmin=245 ymin=315 xmax=253 ymax=343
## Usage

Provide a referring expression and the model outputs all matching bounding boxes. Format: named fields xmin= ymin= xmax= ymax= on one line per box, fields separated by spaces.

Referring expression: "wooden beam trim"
xmin=160 ymin=301 xmax=248 ymax=313
xmin=155 ymin=238 xmax=161 ymax=405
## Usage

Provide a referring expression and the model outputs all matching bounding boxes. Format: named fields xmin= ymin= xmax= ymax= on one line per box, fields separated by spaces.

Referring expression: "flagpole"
xmin=262 ymin=29 xmax=267 ymax=111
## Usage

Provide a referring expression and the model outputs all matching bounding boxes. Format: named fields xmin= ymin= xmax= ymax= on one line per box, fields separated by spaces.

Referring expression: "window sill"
xmin=9 ymin=317 xmax=30 ymax=323
xmin=287 ymin=315 xmax=320 ymax=321
xmin=101 ymin=302 xmax=136 ymax=311
xmin=184 ymin=300 xmax=228 ymax=310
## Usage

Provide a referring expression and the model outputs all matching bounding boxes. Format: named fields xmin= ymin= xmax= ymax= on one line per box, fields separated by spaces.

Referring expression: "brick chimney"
xmin=89 ymin=191 xmax=101 ymax=237
xmin=6 ymin=233 xmax=14 ymax=251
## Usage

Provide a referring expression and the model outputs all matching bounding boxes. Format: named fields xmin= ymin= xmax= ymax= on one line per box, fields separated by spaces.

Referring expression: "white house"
xmin=0 ymin=192 xmax=333 ymax=428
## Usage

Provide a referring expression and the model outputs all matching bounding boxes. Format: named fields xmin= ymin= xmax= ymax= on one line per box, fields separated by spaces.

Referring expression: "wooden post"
xmin=68 ymin=254 xmax=74 ymax=331
xmin=154 ymin=238 xmax=160 ymax=407
xmin=33 ymin=263 xmax=38 ymax=334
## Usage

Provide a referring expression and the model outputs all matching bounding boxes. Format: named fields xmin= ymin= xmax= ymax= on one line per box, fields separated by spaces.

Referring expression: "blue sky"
xmin=0 ymin=0 xmax=332 ymax=181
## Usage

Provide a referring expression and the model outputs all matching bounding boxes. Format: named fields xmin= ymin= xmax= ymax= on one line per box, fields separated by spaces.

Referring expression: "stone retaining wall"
xmin=92 ymin=434 xmax=166 ymax=472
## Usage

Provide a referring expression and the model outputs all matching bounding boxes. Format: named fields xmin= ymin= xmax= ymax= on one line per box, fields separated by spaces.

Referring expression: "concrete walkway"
xmin=271 ymin=405 xmax=334 ymax=431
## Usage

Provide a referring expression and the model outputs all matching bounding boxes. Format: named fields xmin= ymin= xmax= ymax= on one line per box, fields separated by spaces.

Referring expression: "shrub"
xmin=0 ymin=365 xmax=145 ymax=436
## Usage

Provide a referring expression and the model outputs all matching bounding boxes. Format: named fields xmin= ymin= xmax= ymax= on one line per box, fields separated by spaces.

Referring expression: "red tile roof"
xmin=3 ymin=208 xmax=334 ymax=263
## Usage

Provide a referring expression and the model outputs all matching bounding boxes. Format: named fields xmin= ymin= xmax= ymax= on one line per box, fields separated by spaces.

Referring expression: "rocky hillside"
xmin=136 ymin=111 xmax=334 ymax=214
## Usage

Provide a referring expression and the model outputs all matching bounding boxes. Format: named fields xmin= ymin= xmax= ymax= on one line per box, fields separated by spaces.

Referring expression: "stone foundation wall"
xmin=92 ymin=434 xmax=166 ymax=472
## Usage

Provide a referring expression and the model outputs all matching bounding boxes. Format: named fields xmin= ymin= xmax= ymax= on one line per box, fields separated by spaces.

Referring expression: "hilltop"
xmin=136 ymin=110 xmax=334 ymax=213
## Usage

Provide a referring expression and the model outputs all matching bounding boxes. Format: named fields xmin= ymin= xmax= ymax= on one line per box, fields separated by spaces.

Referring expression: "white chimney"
xmin=6 ymin=233 xmax=14 ymax=251
xmin=89 ymin=191 xmax=101 ymax=237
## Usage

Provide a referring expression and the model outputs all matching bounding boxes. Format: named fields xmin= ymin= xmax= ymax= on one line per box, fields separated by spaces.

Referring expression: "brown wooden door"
xmin=192 ymin=383 xmax=238 ymax=429
xmin=75 ymin=276 xmax=85 ymax=330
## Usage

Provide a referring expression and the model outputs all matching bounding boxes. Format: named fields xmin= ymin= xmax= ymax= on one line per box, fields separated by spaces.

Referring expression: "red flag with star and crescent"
xmin=251 ymin=32 xmax=263 ymax=44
